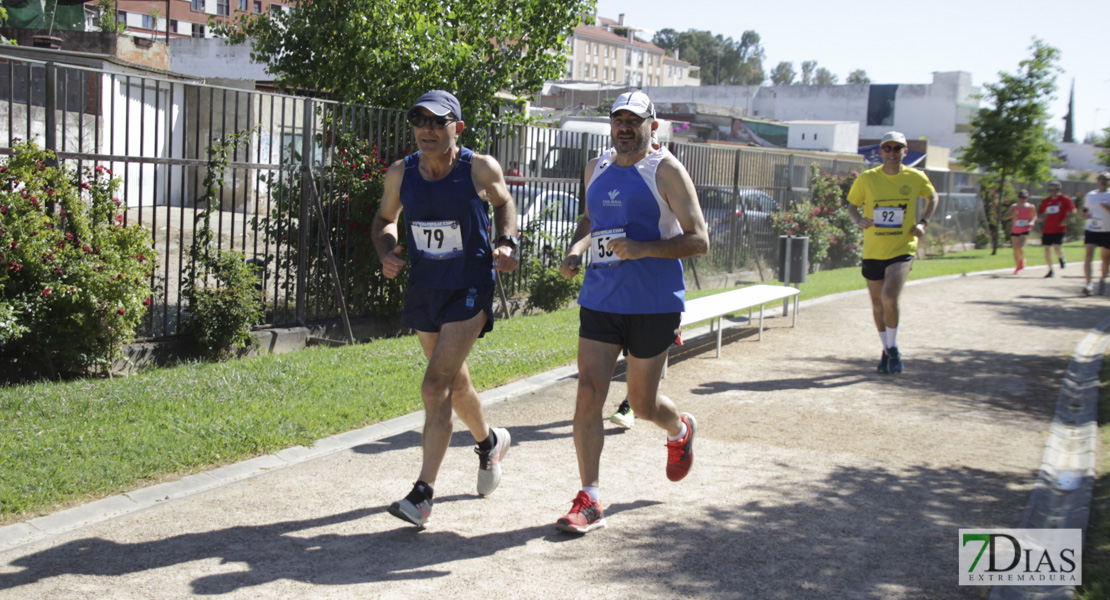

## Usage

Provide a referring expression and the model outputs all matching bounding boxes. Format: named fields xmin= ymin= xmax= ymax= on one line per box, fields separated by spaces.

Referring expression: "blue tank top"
xmin=577 ymin=147 xmax=685 ymax=314
xmin=400 ymin=147 xmax=494 ymax=289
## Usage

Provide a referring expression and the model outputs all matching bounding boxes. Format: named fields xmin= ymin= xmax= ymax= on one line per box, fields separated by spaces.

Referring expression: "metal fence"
xmin=1 ymin=55 xmax=993 ymax=342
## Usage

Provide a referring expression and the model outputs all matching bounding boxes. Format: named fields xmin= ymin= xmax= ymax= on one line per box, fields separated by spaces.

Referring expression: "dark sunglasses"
xmin=881 ymin=145 xmax=905 ymax=152
xmin=409 ymin=114 xmax=456 ymax=129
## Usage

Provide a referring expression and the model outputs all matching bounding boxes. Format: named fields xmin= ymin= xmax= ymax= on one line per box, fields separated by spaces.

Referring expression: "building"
xmin=111 ymin=0 xmax=293 ymax=39
xmin=785 ymin=120 xmax=860 ymax=154
xmin=563 ymin=14 xmax=697 ymax=89
xmin=646 ymin=71 xmax=980 ymax=155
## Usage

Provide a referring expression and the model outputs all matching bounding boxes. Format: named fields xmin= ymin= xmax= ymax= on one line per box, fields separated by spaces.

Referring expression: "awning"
xmin=858 ymin=144 xmax=925 ymax=168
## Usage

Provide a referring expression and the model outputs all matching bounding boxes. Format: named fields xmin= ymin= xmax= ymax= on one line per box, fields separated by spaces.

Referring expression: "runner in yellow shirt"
xmin=847 ymin=132 xmax=938 ymax=374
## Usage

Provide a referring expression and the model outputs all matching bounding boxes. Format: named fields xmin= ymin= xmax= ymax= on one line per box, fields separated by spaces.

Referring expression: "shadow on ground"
xmin=0 ymin=463 xmax=1006 ymax=599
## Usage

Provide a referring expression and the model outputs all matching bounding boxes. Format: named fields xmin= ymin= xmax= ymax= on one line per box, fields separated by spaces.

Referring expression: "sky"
xmin=597 ymin=0 xmax=1107 ymax=143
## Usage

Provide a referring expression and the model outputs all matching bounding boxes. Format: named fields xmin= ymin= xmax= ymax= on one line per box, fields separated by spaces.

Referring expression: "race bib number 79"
xmin=411 ymin=220 xmax=464 ymax=260
xmin=591 ymin=228 xmax=626 ymax=268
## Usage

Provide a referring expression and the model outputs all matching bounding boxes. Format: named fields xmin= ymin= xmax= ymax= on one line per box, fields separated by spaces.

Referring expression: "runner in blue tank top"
xmin=372 ymin=90 xmax=520 ymax=528
xmin=554 ymin=91 xmax=710 ymax=534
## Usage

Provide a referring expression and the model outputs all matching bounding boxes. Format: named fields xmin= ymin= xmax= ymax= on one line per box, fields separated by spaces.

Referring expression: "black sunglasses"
xmin=881 ymin=145 xmax=905 ymax=152
xmin=409 ymin=114 xmax=456 ymax=129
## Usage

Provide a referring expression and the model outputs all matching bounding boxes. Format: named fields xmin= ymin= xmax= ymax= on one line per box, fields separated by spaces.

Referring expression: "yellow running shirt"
xmin=847 ymin=165 xmax=936 ymax=260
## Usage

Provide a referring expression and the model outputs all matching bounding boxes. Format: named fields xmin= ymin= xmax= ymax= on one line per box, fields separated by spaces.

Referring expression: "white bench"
xmin=664 ymin=284 xmax=801 ymax=376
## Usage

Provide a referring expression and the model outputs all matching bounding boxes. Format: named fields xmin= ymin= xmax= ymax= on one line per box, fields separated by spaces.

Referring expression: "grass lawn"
xmin=0 ymin=242 xmax=1099 ymax=536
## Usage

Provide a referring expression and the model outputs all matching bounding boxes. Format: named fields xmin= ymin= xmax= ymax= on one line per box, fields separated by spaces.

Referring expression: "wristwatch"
xmin=496 ymin=234 xmax=519 ymax=251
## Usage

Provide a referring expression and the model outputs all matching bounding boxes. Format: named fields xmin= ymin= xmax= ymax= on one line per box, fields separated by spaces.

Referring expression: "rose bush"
xmin=0 ymin=141 xmax=153 ymax=379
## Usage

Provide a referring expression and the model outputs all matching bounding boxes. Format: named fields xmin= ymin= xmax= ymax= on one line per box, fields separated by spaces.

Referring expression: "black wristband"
xmin=496 ymin=235 xmax=519 ymax=250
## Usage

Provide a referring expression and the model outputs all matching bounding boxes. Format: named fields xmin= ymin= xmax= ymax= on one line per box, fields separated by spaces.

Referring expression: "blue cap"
xmin=409 ymin=90 xmax=463 ymax=122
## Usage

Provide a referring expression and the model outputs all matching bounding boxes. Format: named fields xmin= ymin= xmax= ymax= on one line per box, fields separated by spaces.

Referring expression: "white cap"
xmin=611 ymin=91 xmax=656 ymax=119
xmin=880 ymin=131 xmax=907 ymax=146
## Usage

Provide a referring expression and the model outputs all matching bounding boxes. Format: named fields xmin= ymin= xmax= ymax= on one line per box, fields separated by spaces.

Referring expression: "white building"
xmin=646 ymin=71 xmax=979 ymax=155
xmin=785 ymin=120 xmax=859 ymax=154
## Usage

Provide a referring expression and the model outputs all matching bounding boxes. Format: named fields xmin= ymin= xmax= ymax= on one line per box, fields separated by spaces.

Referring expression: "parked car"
xmin=509 ymin=184 xmax=582 ymax=262
xmin=698 ymin=186 xmax=778 ymax=250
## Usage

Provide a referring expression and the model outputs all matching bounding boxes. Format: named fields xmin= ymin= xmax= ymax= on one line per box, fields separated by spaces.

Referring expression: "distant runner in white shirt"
xmin=1080 ymin=171 xmax=1110 ymax=296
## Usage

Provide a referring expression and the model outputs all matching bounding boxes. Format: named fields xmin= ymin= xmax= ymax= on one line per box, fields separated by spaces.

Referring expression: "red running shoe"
xmin=556 ymin=491 xmax=606 ymax=533
xmin=666 ymin=413 xmax=697 ymax=482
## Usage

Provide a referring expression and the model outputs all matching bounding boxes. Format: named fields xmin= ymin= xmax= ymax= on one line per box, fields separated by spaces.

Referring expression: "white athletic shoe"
xmin=476 ymin=427 xmax=511 ymax=496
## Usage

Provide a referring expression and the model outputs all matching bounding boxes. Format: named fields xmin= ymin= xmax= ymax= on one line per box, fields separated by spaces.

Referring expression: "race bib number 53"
xmin=591 ymin=228 xmax=626 ymax=268
xmin=411 ymin=220 xmax=464 ymax=260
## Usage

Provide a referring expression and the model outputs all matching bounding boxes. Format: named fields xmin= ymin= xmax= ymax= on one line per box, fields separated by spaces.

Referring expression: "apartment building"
xmin=565 ymin=14 xmax=697 ymax=88
xmin=112 ymin=0 xmax=293 ymax=39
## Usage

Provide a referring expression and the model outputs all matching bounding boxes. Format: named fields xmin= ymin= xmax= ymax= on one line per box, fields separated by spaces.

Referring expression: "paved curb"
xmin=990 ymin=315 xmax=1110 ymax=600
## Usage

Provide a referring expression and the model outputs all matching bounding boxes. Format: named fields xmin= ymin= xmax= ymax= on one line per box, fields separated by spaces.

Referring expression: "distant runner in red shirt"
xmin=1038 ymin=181 xmax=1075 ymax=278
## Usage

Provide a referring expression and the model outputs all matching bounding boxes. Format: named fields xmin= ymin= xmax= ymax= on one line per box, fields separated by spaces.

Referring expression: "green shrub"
xmin=525 ymin=264 xmax=581 ymax=313
xmin=180 ymin=130 xmax=265 ymax=360
xmin=0 ymin=141 xmax=153 ymax=378
xmin=770 ymin=201 xmax=832 ymax=271
xmin=181 ymin=250 xmax=264 ymax=358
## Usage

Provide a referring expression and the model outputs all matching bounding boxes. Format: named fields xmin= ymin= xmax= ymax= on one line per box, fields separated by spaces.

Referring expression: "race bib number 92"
xmin=875 ymin=206 xmax=905 ymax=229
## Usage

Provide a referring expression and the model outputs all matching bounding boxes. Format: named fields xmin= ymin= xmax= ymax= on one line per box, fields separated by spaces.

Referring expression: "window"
xmin=217 ymin=0 xmax=229 ymax=17
xmin=585 ymin=42 xmax=591 ymax=55
xmin=141 ymin=13 xmax=154 ymax=29
xmin=867 ymin=84 xmax=897 ymax=127
xmin=191 ymin=23 xmax=206 ymax=37
xmin=169 ymin=19 xmax=178 ymax=33
xmin=592 ymin=65 xmax=598 ymax=78
xmin=253 ymin=1 xmax=261 ymax=12
xmin=566 ymin=60 xmax=573 ymax=78
xmin=191 ymin=0 xmax=202 ymax=11
xmin=239 ymin=0 xmax=247 ymax=10
xmin=604 ymin=45 xmax=609 ymax=58
xmin=625 ymin=51 xmax=631 ymax=65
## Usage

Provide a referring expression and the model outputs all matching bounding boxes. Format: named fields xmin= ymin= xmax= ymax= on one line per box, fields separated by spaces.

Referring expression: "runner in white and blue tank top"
xmin=577 ymin=146 xmax=685 ymax=314
xmin=554 ymin=91 xmax=710 ymax=535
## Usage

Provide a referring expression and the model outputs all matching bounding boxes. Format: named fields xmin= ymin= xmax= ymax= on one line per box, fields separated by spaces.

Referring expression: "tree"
xmin=960 ymin=38 xmax=1061 ymax=254
xmin=652 ymin=28 xmax=765 ymax=86
xmin=846 ymin=69 xmax=870 ymax=85
xmin=770 ymin=61 xmax=795 ymax=85
xmin=814 ymin=67 xmax=838 ymax=85
xmin=800 ymin=60 xmax=817 ymax=85
xmin=1094 ymin=126 xmax=1110 ymax=168
xmin=218 ymin=0 xmax=591 ymax=134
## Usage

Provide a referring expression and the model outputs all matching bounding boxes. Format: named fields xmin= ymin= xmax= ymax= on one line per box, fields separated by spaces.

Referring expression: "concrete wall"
xmin=169 ymin=39 xmax=272 ymax=81
xmin=646 ymin=71 xmax=980 ymax=156
xmin=1056 ymin=142 xmax=1108 ymax=173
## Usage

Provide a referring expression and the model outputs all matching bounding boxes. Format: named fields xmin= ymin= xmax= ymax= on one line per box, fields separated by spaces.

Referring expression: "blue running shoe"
xmin=887 ymin=346 xmax=903 ymax=374
xmin=877 ymin=349 xmax=890 ymax=374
